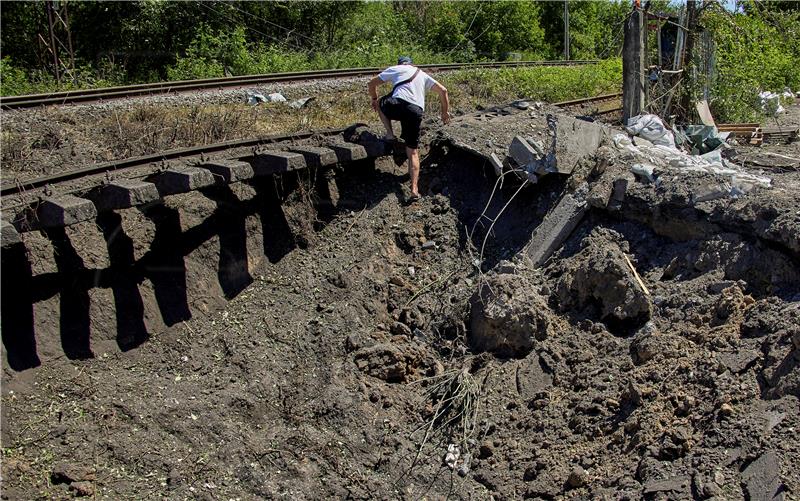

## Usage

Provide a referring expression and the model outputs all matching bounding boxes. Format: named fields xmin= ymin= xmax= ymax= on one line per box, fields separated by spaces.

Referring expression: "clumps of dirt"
xmin=468 ymin=266 xmax=559 ymax=357
xmin=552 ymin=228 xmax=652 ymax=331
xmin=351 ymin=342 xmax=432 ymax=383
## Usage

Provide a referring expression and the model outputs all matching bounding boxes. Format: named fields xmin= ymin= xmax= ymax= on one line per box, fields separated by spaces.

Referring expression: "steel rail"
xmin=1 ymin=60 xmax=599 ymax=109
xmin=0 ymin=127 xmax=352 ymax=197
xmin=1 ymin=91 xmax=623 ymax=197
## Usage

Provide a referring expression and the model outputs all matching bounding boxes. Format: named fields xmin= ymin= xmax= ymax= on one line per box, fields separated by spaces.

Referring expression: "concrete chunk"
xmin=742 ymin=451 xmax=784 ymax=501
xmin=1 ymin=220 xmax=22 ymax=247
xmin=489 ymin=153 xmax=504 ymax=176
xmin=37 ymin=195 xmax=97 ymax=228
xmin=289 ymin=146 xmax=337 ymax=168
xmin=525 ymin=189 xmax=588 ymax=266
xmin=153 ymin=167 xmax=215 ymax=196
xmin=329 ymin=143 xmax=367 ymax=163
xmin=200 ymin=160 xmax=254 ymax=184
xmin=250 ymin=151 xmax=306 ymax=176
xmin=509 ymin=136 xmax=539 ymax=166
xmin=90 ymin=179 xmax=160 ymax=211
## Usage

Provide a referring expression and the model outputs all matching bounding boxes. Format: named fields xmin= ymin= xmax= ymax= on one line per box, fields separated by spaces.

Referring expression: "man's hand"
xmin=432 ymin=82 xmax=450 ymax=125
xmin=368 ymin=76 xmax=384 ymax=114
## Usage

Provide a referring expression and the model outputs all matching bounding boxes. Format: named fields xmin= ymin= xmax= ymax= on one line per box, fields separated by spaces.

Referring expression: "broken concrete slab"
xmin=1 ymin=220 xmax=22 ymax=247
xmin=741 ymin=451 xmax=784 ymax=501
xmin=37 ymin=195 xmax=98 ymax=228
xmin=200 ymin=160 xmax=254 ymax=184
xmin=436 ymin=108 xmax=611 ymax=179
xmin=88 ymin=179 xmax=160 ymax=211
xmin=509 ymin=136 xmax=539 ymax=166
xmin=524 ymin=188 xmax=588 ymax=266
xmin=153 ymin=167 xmax=215 ymax=196
xmin=249 ymin=151 xmax=307 ymax=176
xmin=328 ymin=142 xmax=368 ymax=163
xmin=289 ymin=146 xmax=337 ymax=168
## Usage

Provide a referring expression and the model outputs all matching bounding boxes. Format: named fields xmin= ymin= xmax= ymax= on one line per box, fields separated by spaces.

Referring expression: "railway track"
xmin=555 ymin=92 xmax=623 ymax=116
xmin=0 ymin=60 xmax=599 ymax=110
xmin=0 ymin=91 xmax=622 ymax=199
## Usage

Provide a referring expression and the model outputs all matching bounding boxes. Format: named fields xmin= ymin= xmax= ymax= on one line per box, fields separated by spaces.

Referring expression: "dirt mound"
xmin=468 ymin=265 xmax=560 ymax=357
xmin=553 ymin=228 xmax=652 ymax=330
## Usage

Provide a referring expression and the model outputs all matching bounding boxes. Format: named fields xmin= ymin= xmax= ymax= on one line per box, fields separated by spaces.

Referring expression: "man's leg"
xmin=406 ymin=146 xmax=420 ymax=197
xmin=378 ymin=108 xmax=395 ymax=140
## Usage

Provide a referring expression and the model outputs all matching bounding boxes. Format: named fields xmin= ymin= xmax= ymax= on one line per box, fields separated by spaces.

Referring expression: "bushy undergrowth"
xmin=165 ymin=26 xmax=463 ymax=81
xmin=703 ymin=9 xmax=800 ymax=122
xmin=1 ymin=57 xmax=128 ymax=96
xmin=440 ymin=58 xmax=621 ymax=109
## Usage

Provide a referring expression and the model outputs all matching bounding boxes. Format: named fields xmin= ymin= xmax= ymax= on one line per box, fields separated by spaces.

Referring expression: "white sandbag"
xmin=625 ymin=114 xmax=676 ymax=149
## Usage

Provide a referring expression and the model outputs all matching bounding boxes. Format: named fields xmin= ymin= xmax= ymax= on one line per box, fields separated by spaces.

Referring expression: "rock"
xmin=567 ymin=466 xmax=589 ymax=488
xmin=478 ymin=442 xmax=494 ymax=459
xmin=51 ymin=463 xmax=95 ymax=484
xmin=389 ymin=275 xmax=406 ymax=287
xmin=719 ymin=403 xmax=734 ymax=417
xmin=390 ymin=321 xmax=412 ymax=337
xmin=69 ymin=481 xmax=95 ymax=497
xmin=345 ymin=333 xmax=374 ymax=353
xmin=469 ymin=272 xmax=557 ymax=357
xmin=642 ymin=476 xmax=692 ymax=498
xmin=328 ymin=272 xmax=350 ymax=289
xmin=741 ymin=451 xmax=784 ymax=501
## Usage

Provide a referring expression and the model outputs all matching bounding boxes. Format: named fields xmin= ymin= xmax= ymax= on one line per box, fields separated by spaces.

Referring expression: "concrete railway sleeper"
xmin=1 ymin=133 xmax=380 ymax=242
xmin=1 ymin=141 xmax=386 ymax=370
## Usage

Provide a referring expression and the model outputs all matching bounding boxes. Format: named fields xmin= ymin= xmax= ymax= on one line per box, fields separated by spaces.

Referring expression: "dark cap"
xmin=397 ymin=56 xmax=413 ymax=65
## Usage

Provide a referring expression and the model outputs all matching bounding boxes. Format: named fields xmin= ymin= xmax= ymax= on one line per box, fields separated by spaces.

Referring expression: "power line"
xmin=196 ymin=2 xmax=307 ymax=53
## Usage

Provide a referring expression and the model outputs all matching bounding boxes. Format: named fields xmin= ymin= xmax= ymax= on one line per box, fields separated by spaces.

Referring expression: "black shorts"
xmin=379 ymin=96 xmax=423 ymax=149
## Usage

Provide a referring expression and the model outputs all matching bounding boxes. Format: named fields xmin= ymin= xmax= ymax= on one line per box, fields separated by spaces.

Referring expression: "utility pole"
xmin=564 ymin=0 xmax=570 ymax=60
xmin=622 ymin=2 xmax=645 ymax=121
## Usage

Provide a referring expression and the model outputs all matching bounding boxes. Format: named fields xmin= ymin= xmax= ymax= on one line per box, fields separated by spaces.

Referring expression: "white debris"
xmin=245 ymin=91 xmax=268 ymax=105
xmin=625 ymin=114 xmax=676 ymax=149
xmin=612 ymin=133 xmax=771 ymax=195
xmin=444 ymin=443 xmax=460 ymax=469
xmin=631 ymin=163 xmax=656 ymax=183
xmin=758 ymin=91 xmax=784 ymax=116
xmin=289 ymin=96 xmax=314 ymax=109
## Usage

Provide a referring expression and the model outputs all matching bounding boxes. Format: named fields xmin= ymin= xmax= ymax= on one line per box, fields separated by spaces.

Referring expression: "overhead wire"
xmin=196 ymin=1 xmax=308 ymax=53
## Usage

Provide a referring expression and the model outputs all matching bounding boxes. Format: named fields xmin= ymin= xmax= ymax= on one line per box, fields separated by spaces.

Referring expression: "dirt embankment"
xmin=2 ymin=104 xmax=800 ymax=500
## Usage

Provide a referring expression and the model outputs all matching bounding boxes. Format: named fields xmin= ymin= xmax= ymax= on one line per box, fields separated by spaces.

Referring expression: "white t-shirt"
xmin=378 ymin=65 xmax=437 ymax=110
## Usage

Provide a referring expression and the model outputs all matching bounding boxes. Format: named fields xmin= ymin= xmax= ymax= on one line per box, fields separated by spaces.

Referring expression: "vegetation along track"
xmin=0 ymin=92 xmax=619 ymax=198
xmin=0 ymin=60 xmax=598 ymax=109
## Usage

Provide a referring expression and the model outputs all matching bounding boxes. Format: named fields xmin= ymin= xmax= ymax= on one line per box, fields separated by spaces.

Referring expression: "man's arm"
xmin=432 ymin=82 xmax=450 ymax=124
xmin=368 ymin=76 xmax=384 ymax=112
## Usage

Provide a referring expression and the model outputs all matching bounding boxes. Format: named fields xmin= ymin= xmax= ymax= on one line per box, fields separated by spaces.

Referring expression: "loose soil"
xmin=2 ymin=101 xmax=799 ymax=500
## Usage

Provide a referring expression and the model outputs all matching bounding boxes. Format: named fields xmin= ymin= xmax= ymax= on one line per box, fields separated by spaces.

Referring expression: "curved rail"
xmin=0 ymin=60 xmax=599 ymax=109
xmin=0 ymin=127 xmax=352 ymax=197
xmin=1 ymin=91 xmax=622 ymax=197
